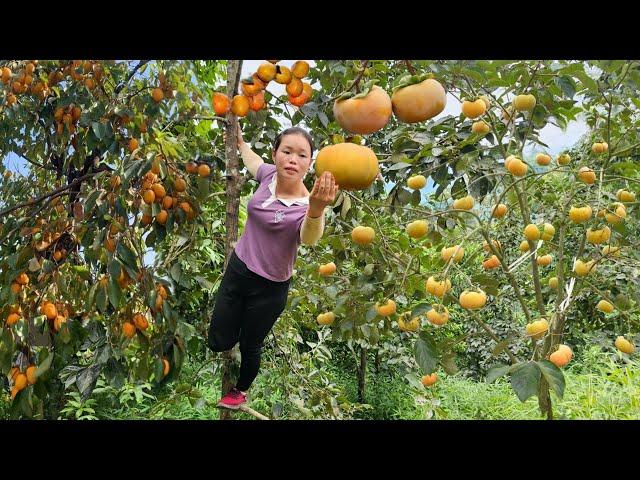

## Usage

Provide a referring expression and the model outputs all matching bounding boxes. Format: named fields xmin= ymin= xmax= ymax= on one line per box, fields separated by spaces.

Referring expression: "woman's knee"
xmin=207 ymin=331 xmax=236 ymax=352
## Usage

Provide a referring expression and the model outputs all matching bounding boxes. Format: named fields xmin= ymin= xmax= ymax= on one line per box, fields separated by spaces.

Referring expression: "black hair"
xmin=273 ymin=127 xmax=314 ymax=157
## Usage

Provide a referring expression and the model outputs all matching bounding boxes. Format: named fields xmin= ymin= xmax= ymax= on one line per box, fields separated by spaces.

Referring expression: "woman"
xmin=208 ymin=125 xmax=339 ymax=410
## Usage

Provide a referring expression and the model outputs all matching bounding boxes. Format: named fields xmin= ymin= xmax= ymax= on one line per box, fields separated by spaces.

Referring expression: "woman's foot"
xmin=216 ymin=388 xmax=247 ymax=409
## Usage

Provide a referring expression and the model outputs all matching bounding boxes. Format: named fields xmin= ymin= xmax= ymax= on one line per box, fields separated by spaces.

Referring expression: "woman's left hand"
xmin=308 ymin=171 xmax=339 ymax=217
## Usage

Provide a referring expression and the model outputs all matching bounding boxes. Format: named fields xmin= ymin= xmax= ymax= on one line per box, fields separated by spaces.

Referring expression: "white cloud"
xmin=526 ymin=119 xmax=589 ymax=156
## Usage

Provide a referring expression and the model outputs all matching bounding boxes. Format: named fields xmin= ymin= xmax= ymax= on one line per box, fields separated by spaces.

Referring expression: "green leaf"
xmin=196 ymin=176 xmax=210 ymax=200
xmin=116 ymin=243 xmax=138 ymax=270
xmin=509 ymin=361 xmax=541 ymax=402
xmin=170 ymin=263 xmax=182 ymax=283
xmin=360 ymin=324 xmax=371 ymax=340
xmin=1 ymin=327 xmax=16 ymax=355
xmin=108 ymin=260 xmax=122 ymax=279
xmin=145 ymin=229 xmax=157 ymax=248
xmin=365 ymin=305 xmax=377 ymax=322
xmin=411 ymin=303 xmax=431 ymax=317
xmin=84 ymin=189 xmax=102 ymax=216
xmin=84 ymin=282 xmax=98 ymax=312
xmin=195 ymin=276 xmax=214 ymax=290
xmin=0 ymin=349 xmax=11 ymax=374
xmin=92 ymin=122 xmax=108 ymax=140
xmin=73 ymin=266 xmax=91 ymax=282
xmin=35 ymin=351 xmax=54 ymax=378
xmin=389 ymin=153 xmax=408 ymax=164
xmin=388 ymin=162 xmax=412 ymax=171
xmin=153 ymin=357 xmax=164 ymax=382
xmin=96 ymin=284 xmax=108 ymax=313
xmin=461 ymin=68 xmax=484 ymax=83
xmin=471 ymin=274 xmax=499 ymax=296
xmin=537 ymin=360 xmax=566 ymax=400
xmin=317 ymin=111 xmax=329 ymax=128
xmin=451 ymin=177 xmax=467 ymax=199
xmin=555 ymin=75 xmax=576 ymax=99
xmin=574 ymin=71 xmax=598 ymax=94
xmin=396 ymin=187 xmax=411 ymax=205
xmin=405 ymin=373 xmax=425 ymax=390
xmin=107 ymin=276 xmax=122 ymax=309
xmin=76 ymin=365 xmax=102 ymax=403
xmin=415 ymin=333 xmax=439 ymax=374
xmin=19 ymin=390 xmax=33 ymax=417
xmin=486 ymin=363 xmax=510 ymax=383
xmin=369 ymin=326 xmax=379 ymax=345
xmin=411 ymin=190 xmax=421 ymax=206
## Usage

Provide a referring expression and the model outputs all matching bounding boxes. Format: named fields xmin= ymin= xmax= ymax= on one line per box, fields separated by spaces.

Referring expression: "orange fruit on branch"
xmin=391 ymin=78 xmax=446 ymax=123
xmin=461 ymin=98 xmax=487 ymax=118
xmin=231 ymin=95 xmax=250 ymax=117
xmin=212 ymin=92 xmax=231 ymax=116
xmin=333 ymin=85 xmax=392 ymax=135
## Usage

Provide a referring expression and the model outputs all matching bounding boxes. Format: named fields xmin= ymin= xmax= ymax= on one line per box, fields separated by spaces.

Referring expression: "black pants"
xmin=207 ymin=249 xmax=291 ymax=392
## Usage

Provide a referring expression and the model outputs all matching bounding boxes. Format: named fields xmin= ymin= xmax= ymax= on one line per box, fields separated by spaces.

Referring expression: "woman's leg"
xmin=207 ymin=260 xmax=247 ymax=353
xmin=235 ymin=278 xmax=291 ymax=392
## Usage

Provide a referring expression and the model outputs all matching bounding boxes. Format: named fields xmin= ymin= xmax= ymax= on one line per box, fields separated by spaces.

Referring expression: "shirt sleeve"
xmin=256 ymin=162 xmax=276 ymax=185
xmin=299 ymin=213 xmax=325 ymax=246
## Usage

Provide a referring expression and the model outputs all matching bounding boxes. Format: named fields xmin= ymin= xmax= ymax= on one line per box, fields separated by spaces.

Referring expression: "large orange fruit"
xmin=315 ymin=143 xmax=379 ymax=191
xmin=391 ymin=78 xmax=446 ymax=123
xmin=333 ymin=86 xmax=392 ymax=135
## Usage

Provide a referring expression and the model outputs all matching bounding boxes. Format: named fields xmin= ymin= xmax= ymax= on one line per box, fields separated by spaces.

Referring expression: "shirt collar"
xmin=266 ymin=174 xmax=309 ymax=207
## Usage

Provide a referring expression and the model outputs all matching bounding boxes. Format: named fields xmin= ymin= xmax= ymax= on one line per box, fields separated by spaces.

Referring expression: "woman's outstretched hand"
xmin=308 ymin=171 xmax=339 ymax=218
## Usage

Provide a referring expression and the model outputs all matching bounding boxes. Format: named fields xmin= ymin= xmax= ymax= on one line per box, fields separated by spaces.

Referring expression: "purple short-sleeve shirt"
xmin=234 ymin=163 xmax=309 ymax=282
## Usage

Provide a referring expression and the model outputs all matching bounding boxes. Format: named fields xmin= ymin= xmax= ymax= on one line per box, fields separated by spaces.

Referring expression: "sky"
xmin=3 ymin=60 xmax=590 ymax=267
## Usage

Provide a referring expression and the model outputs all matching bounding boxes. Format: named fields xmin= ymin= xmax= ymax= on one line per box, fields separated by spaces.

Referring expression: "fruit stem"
xmin=404 ymin=60 xmax=416 ymax=75
xmin=345 ymin=60 xmax=370 ymax=94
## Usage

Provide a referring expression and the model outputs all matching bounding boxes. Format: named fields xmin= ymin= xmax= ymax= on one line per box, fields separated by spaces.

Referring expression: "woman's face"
xmin=272 ymin=133 xmax=312 ymax=184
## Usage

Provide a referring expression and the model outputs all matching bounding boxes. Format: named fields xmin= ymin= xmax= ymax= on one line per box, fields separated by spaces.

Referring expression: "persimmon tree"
xmin=0 ymin=59 xmax=229 ymax=418
xmin=271 ymin=60 xmax=639 ymax=418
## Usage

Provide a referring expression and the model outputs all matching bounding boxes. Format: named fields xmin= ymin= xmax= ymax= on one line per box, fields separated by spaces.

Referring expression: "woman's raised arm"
xmin=235 ymin=124 xmax=264 ymax=178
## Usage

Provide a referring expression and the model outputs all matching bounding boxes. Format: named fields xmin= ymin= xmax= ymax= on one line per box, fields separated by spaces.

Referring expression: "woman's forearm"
xmin=238 ymin=142 xmax=264 ymax=177
xmin=300 ymin=209 xmax=325 ymax=246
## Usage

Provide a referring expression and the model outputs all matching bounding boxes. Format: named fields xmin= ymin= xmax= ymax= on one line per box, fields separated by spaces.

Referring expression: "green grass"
xmin=324 ymin=346 xmax=640 ymax=420
xmin=3 ymin=346 xmax=638 ymax=420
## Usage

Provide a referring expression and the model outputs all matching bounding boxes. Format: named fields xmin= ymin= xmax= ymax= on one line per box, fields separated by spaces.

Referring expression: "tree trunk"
xmin=357 ymin=346 xmax=367 ymax=403
xmin=219 ymin=59 xmax=243 ymax=421
xmin=374 ymin=348 xmax=380 ymax=375
xmin=538 ymin=376 xmax=553 ymax=420
xmin=535 ymin=311 xmax=567 ymax=420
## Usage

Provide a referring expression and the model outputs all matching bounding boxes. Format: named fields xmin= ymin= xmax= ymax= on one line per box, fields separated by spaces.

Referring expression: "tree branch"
xmin=114 ymin=60 xmax=150 ymax=96
xmin=0 ymin=172 xmax=97 ymax=218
